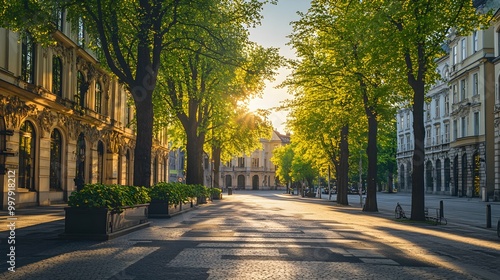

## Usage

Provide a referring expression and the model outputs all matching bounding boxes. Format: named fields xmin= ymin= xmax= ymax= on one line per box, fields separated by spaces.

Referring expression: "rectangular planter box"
xmin=149 ymin=198 xmax=198 ymax=218
xmin=62 ymin=204 xmax=150 ymax=240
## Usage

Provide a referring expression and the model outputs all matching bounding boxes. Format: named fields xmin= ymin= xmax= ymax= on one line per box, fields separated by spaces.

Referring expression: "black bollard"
xmin=439 ymin=200 xmax=444 ymax=219
xmin=486 ymin=204 xmax=491 ymax=228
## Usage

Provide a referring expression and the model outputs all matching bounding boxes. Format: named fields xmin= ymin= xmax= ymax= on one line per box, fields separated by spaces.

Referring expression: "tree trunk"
xmin=387 ymin=170 xmax=394 ymax=193
xmin=212 ymin=146 xmax=221 ymax=188
xmin=132 ymin=87 xmax=153 ymax=188
xmin=337 ymin=124 xmax=349 ymax=205
xmin=185 ymin=124 xmax=205 ymax=185
xmin=410 ymin=81 xmax=426 ymax=220
xmin=363 ymin=109 xmax=378 ymax=212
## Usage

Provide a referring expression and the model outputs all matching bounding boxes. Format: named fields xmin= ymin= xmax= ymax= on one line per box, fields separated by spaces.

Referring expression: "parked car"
xmin=348 ymin=185 xmax=366 ymax=195
xmin=321 ymin=187 xmax=337 ymax=194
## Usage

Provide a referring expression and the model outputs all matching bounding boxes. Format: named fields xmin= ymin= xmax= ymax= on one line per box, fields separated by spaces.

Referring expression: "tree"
xmin=154 ymin=2 xmax=281 ymax=185
xmin=372 ymin=0 xmax=492 ymax=220
xmin=290 ymin=0 xmax=402 ymax=211
xmin=272 ymin=144 xmax=294 ymax=190
xmin=1 ymin=0 xmax=277 ymax=188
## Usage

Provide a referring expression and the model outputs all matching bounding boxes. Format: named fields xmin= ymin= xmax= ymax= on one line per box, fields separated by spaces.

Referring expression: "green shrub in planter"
xmin=150 ymin=182 xmax=192 ymax=205
xmin=210 ymin=187 xmax=222 ymax=199
xmin=191 ymin=184 xmax=209 ymax=198
xmin=68 ymin=184 xmax=150 ymax=211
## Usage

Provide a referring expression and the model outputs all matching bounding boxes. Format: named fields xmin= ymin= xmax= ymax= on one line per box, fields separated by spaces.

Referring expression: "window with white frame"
xmin=453 ymin=45 xmax=457 ymax=65
xmin=399 ymin=136 xmax=404 ymax=151
xmin=400 ymin=114 xmax=404 ymax=130
xmin=461 ymin=38 xmax=466 ymax=60
xmin=460 ymin=79 xmax=466 ymax=101
xmin=472 ymin=73 xmax=478 ymax=96
xmin=473 ymin=30 xmax=478 ymax=52
xmin=406 ymin=135 xmax=411 ymax=150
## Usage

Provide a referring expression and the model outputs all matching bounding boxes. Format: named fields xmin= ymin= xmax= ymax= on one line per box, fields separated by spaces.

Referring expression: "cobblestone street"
xmin=1 ymin=191 xmax=499 ymax=279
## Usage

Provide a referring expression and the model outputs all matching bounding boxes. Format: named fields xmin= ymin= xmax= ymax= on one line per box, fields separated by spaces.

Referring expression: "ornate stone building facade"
xmin=217 ymin=131 xmax=290 ymax=190
xmin=0 ymin=14 xmax=168 ymax=209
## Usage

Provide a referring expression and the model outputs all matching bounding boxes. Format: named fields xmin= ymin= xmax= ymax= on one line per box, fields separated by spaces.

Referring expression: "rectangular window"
xmin=406 ymin=112 xmax=410 ymax=128
xmin=453 ymin=45 xmax=457 ymax=65
xmin=238 ymin=157 xmax=245 ymax=168
xmin=474 ymin=112 xmax=479 ymax=135
xmin=461 ymin=117 xmax=467 ymax=138
xmin=444 ymin=123 xmax=450 ymax=143
xmin=445 ymin=95 xmax=450 ymax=116
xmin=399 ymin=136 xmax=404 ymax=151
xmin=460 ymin=79 xmax=466 ymax=101
xmin=453 ymin=84 xmax=458 ymax=103
xmin=435 ymin=96 xmax=440 ymax=118
xmin=21 ymin=34 xmax=36 ymax=84
xmin=461 ymin=38 xmax=466 ymax=60
xmin=453 ymin=120 xmax=458 ymax=140
xmin=406 ymin=135 xmax=411 ymax=150
xmin=77 ymin=17 xmax=85 ymax=47
xmin=251 ymin=158 xmax=259 ymax=168
xmin=473 ymin=31 xmax=478 ymax=52
xmin=435 ymin=126 xmax=441 ymax=145
xmin=400 ymin=114 xmax=404 ymax=130
xmin=472 ymin=73 xmax=478 ymax=96
xmin=426 ymin=127 xmax=431 ymax=146
xmin=426 ymin=102 xmax=431 ymax=120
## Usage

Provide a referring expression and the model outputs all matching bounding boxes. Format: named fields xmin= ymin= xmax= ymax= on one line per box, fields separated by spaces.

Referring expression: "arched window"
xmin=50 ymin=129 xmax=62 ymax=191
xmin=95 ymin=82 xmax=102 ymax=113
xmin=21 ymin=34 xmax=36 ymax=84
xmin=19 ymin=121 xmax=36 ymax=191
xmin=52 ymin=56 xmax=63 ymax=97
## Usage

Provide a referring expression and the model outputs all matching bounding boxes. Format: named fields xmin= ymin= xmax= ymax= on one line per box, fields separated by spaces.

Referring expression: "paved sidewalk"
xmin=315 ymin=191 xmax=500 ymax=232
xmin=0 ymin=191 xmax=499 ymax=279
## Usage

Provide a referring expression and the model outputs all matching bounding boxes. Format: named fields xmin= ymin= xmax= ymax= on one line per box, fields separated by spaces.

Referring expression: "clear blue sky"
xmin=248 ymin=0 xmax=311 ymax=133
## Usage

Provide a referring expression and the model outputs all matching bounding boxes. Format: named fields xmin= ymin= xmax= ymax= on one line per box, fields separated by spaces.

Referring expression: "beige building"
xmin=0 ymin=12 xmax=168 ymax=209
xmin=217 ymin=130 xmax=290 ymax=190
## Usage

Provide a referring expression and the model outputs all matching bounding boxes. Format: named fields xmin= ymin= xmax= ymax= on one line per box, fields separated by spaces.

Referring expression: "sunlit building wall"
xmin=216 ymin=131 xmax=290 ymax=190
xmin=0 ymin=11 xmax=168 ymax=209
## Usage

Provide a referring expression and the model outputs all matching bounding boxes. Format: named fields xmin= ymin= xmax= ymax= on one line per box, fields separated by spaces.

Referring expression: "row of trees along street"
xmin=1 ymin=0 xmax=282 ymax=187
xmin=1 ymin=0 xmax=494 ymax=221
xmin=273 ymin=0 xmax=492 ymax=220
